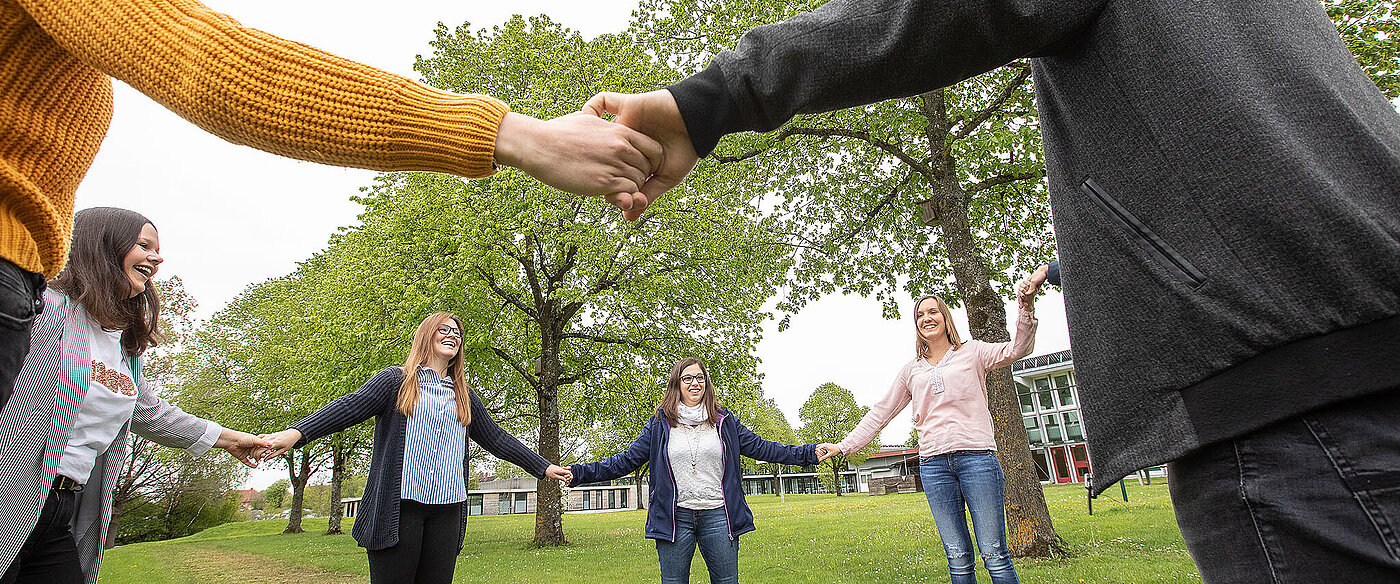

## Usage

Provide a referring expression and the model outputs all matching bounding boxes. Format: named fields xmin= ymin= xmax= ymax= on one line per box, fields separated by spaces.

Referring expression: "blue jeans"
xmin=656 ymin=507 xmax=739 ymax=583
xmin=920 ymin=451 xmax=1020 ymax=584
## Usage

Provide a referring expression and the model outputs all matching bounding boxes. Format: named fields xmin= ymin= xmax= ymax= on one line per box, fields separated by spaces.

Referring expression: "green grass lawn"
xmin=97 ymin=482 xmax=1199 ymax=583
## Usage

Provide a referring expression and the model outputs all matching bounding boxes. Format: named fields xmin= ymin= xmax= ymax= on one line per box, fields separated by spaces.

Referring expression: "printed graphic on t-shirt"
xmin=92 ymin=360 xmax=137 ymax=396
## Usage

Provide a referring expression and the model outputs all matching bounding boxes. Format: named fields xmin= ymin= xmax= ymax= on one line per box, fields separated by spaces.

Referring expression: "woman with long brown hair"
xmin=0 ymin=207 xmax=270 ymax=584
xmin=262 ymin=312 xmax=571 ymax=584
xmin=567 ymin=357 xmax=819 ymax=584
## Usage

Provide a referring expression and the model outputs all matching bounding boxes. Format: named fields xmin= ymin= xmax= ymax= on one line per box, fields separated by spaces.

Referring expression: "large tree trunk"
xmin=327 ymin=441 xmax=346 ymax=535
xmin=830 ymin=458 xmax=844 ymax=496
xmin=921 ymin=88 xmax=1066 ymax=558
xmin=284 ymin=451 xmax=310 ymax=534
xmin=533 ymin=333 xmax=566 ymax=546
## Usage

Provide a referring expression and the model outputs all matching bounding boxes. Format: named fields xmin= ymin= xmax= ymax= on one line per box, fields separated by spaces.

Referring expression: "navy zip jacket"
xmin=569 ymin=408 xmax=818 ymax=542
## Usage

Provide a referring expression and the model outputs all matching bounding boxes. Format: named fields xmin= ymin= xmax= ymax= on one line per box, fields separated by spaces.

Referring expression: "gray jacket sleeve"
xmin=668 ymin=0 xmax=1109 ymax=156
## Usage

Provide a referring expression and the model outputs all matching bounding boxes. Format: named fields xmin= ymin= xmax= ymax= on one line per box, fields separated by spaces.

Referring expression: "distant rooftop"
xmin=1012 ymin=349 xmax=1073 ymax=372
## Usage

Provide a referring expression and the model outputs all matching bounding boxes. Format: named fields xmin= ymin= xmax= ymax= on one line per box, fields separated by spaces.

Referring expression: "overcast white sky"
xmin=72 ymin=0 xmax=1071 ymax=488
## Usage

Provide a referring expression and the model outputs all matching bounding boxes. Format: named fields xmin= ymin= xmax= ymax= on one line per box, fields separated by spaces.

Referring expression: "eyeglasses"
xmin=679 ymin=374 xmax=707 ymax=385
xmin=436 ymin=326 xmax=463 ymax=339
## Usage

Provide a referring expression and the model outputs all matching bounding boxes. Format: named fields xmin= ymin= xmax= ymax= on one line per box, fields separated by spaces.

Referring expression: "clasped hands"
xmin=497 ymin=90 xmax=696 ymax=222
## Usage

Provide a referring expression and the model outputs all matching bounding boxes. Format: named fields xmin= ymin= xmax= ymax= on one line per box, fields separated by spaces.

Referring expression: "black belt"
xmin=52 ymin=476 xmax=83 ymax=492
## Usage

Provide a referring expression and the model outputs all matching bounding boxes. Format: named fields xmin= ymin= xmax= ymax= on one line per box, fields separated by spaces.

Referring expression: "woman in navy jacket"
xmin=569 ymin=357 xmax=818 ymax=583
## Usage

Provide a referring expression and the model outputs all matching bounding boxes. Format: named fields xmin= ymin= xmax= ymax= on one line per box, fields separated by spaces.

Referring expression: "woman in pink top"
xmin=817 ymin=266 xmax=1049 ymax=584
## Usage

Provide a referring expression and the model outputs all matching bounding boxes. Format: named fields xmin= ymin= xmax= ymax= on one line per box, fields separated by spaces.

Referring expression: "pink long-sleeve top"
xmin=838 ymin=309 xmax=1038 ymax=458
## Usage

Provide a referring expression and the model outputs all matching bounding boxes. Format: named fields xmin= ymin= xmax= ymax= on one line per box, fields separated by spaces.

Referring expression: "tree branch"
xmin=967 ymin=170 xmax=1044 ymax=194
xmin=713 ymin=126 xmax=935 ymax=178
xmin=952 ymin=67 xmax=1033 ymax=141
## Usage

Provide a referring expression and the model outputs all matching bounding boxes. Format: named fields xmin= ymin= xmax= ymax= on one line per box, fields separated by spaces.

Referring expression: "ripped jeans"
xmin=919 ymin=451 xmax=1020 ymax=584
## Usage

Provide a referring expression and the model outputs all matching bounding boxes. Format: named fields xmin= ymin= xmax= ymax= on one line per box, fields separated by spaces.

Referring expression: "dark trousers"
xmin=1169 ymin=390 xmax=1400 ymax=584
xmin=0 ymin=258 xmax=45 ymax=413
xmin=0 ymin=488 xmax=83 ymax=584
xmin=366 ymin=499 xmax=462 ymax=584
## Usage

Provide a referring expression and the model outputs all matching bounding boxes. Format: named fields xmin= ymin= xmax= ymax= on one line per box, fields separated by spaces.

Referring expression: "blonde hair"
xmin=398 ymin=312 xmax=471 ymax=425
xmin=913 ymin=295 xmax=963 ymax=360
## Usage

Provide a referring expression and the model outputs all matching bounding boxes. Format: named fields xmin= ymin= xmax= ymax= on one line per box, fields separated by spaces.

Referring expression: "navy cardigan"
xmin=569 ymin=408 xmax=818 ymax=541
xmin=291 ymin=367 xmax=549 ymax=550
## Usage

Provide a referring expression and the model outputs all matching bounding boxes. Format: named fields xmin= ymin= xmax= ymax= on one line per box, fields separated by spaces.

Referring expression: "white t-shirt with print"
xmin=56 ymin=318 xmax=140 ymax=484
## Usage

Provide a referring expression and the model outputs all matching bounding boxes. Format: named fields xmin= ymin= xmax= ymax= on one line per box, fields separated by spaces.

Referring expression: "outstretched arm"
xmin=569 ymin=418 xmax=658 ymax=487
xmin=467 ymin=391 xmax=552 ymax=478
xmin=582 ymin=0 xmax=1109 ymax=216
xmin=18 ymin=0 xmax=657 ymax=196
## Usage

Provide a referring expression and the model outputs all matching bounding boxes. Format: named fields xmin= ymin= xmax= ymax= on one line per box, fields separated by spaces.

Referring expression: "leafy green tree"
xmin=299 ymin=15 xmax=791 ymax=546
xmin=734 ymin=398 xmax=800 ymax=499
xmin=1326 ymin=0 xmax=1400 ymax=99
xmin=631 ymin=0 xmax=1061 ymax=555
xmin=263 ymin=479 xmax=291 ymax=510
xmin=799 ymin=383 xmax=873 ymax=496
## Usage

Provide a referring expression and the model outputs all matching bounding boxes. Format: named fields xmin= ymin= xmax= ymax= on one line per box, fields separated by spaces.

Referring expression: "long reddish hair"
xmin=397 ymin=312 xmax=470 ymax=425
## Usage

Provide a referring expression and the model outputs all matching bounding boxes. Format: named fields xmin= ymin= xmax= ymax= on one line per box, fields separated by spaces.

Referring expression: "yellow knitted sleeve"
xmin=18 ymin=0 xmax=507 ymax=178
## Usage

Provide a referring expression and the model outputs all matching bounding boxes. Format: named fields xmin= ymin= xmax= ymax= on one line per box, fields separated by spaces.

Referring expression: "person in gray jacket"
xmin=0 ymin=207 xmax=269 ymax=584
xmin=578 ymin=0 xmax=1400 ymax=581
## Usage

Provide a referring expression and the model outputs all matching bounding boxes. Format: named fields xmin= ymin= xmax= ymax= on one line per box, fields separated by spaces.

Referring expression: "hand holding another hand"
xmin=545 ymin=464 xmax=573 ymax=485
xmin=215 ymin=429 xmax=274 ymax=469
xmin=581 ymin=90 xmax=698 ymax=221
xmin=258 ymin=428 xmax=303 ymax=460
xmin=1017 ymin=264 xmax=1050 ymax=310
xmin=815 ymin=443 xmax=842 ymax=462
xmin=494 ymin=111 xmax=663 ymax=201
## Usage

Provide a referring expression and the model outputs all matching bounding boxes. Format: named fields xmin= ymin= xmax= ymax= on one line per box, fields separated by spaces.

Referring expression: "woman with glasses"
xmin=567 ymin=357 xmax=819 ymax=584
xmin=814 ymin=266 xmax=1049 ymax=584
xmin=261 ymin=312 xmax=571 ymax=584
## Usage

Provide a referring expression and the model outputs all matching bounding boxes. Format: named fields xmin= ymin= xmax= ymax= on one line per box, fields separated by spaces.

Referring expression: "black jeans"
xmin=0 ymin=488 xmax=83 ymax=584
xmin=366 ymin=499 xmax=462 ymax=584
xmin=1169 ymin=390 xmax=1400 ymax=583
xmin=0 ymin=258 xmax=44 ymax=413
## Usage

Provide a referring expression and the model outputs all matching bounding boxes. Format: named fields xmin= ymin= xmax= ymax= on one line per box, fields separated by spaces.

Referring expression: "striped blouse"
xmin=400 ymin=368 xmax=467 ymax=504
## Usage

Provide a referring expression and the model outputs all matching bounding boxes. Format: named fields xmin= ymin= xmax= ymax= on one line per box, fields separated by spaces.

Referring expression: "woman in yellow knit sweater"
xmin=0 ymin=0 xmax=662 ymax=411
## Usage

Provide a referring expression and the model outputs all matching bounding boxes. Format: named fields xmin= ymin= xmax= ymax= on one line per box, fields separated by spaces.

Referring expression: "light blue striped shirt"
xmin=400 ymin=367 xmax=467 ymax=504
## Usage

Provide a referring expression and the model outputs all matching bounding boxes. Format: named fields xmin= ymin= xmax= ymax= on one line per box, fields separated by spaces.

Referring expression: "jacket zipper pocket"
xmin=1081 ymin=178 xmax=1206 ymax=288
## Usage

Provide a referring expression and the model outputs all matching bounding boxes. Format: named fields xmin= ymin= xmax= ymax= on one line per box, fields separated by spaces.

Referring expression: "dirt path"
xmin=158 ymin=543 xmax=367 ymax=584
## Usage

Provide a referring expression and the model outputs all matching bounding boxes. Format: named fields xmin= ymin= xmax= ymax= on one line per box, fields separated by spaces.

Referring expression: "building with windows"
xmin=1012 ymin=349 xmax=1092 ymax=484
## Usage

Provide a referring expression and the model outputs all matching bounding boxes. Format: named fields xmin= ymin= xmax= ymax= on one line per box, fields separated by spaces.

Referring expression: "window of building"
xmin=594 ymin=491 xmax=603 ymax=510
xmin=620 ymin=490 xmax=628 ymax=508
xmin=1023 ymin=416 xmax=1042 ymax=444
xmin=1035 ymin=377 xmax=1054 ymax=410
xmin=609 ymin=490 xmax=617 ymax=509
xmin=582 ymin=492 xmax=591 ymax=510
xmin=1016 ymin=382 xmax=1035 ymax=414
xmin=1043 ymin=414 xmax=1062 ymax=442
xmin=499 ymin=495 xmax=511 ymax=515
xmin=514 ymin=493 xmax=528 ymax=514
xmin=467 ymin=494 xmax=483 ymax=516
xmin=1064 ymin=411 xmax=1084 ymax=441
xmin=1054 ymin=373 xmax=1076 ymax=407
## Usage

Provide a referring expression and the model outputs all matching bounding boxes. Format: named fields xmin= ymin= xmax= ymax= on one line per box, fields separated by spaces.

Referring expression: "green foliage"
xmin=263 ymin=479 xmax=290 ymax=510
xmin=732 ymin=398 xmax=802 ymax=476
xmin=1326 ymin=0 xmax=1400 ymax=99
xmin=799 ymin=383 xmax=874 ymax=494
xmin=905 ymin=426 xmax=920 ymax=449
xmin=114 ymin=456 xmax=245 ymax=545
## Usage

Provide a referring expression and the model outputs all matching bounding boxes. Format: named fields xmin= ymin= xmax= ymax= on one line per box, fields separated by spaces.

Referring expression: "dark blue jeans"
xmin=0 ymin=258 xmax=44 ymax=414
xmin=656 ymin=507 xmax=738 ymax=584
xmin=920 ymin=451 xmax=1020 ymax=584
xmin=1169 ymin=390 xmax=1400 ymax=583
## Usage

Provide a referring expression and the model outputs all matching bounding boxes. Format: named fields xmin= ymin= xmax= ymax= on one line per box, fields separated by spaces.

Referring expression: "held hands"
xmin=494 ymin=112 xmax=663 ymax=201
xmin=545 ymin=464 xmax=573 ymax=484
xmin=215 ymin=429 xmax=274 ymax=469
xmin=815 ymin=443 xmax=843 ymax=462
xmin=257 ymin=428 xmax=304 ymax=460
xmin=580 ymin=90 xmax=698 ymax=221
xmin=1016 ymin=264 xmax=1050 ymax=311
